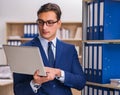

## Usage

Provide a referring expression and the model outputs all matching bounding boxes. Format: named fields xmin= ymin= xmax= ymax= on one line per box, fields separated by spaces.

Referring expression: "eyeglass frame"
xmin=36 ymin=19 xmax=59 ymax=27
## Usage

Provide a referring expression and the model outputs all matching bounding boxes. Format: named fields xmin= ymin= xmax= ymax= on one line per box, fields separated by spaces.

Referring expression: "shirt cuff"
xmin=56 ymin=70 xmax=65 ymax=83
xmin=30 ymin=80 xmax=41 ymax=93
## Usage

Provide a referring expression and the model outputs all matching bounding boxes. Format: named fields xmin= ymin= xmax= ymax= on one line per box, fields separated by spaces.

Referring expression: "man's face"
xmin=37 ymin=11 xmax=61 ymax=41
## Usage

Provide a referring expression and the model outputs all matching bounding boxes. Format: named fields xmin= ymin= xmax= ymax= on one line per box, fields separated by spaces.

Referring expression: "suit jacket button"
xmin=53 ymin=85 xmax=56 ymax=88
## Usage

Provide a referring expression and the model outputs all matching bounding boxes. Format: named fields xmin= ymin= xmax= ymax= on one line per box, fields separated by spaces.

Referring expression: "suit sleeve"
xmin=63 ymin=46 xmax=86 ymax=90
xmin=13 ymin=73 xmax=35 ymax=95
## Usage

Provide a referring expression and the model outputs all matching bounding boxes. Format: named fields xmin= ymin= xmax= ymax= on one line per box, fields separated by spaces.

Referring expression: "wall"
xmin=0 ymin=0 xmax=82 ymax=64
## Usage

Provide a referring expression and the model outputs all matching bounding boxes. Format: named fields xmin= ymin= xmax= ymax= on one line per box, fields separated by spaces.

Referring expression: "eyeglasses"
xmin=36 ymin=19 xmax=58 ymax=27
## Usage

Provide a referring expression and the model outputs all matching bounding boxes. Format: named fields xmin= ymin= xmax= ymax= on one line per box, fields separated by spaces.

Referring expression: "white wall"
xmin=0 ymin=0 xmax=82 ymax=64
xmin=0 ymin=48 xmax=7 ymax=65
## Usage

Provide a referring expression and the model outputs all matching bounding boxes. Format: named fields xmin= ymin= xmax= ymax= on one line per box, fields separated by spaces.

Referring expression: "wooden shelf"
xmin=0 ymin=79 xmax=13 ymax=86
xmin=83 ymin=0 xmax=92 ymax=3
xmin=7 ymin=38 xmax=32 ymax=41
xmin=86 ymin=81 xmax=120 ymax=90
xmin=62 ymin=39 xmax=82 ymax=41
xmin=7 ymin=38 xmax=82 ymax=42
xmin=83 ymin=40 xmax=120 ymax=44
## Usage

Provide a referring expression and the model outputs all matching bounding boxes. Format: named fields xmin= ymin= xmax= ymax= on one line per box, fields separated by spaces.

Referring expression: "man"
xmin=13 ymin=3 xmax=86 ymax=95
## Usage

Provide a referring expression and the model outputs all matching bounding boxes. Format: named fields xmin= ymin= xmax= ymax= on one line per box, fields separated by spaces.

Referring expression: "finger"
xmin=34 ymin=69 xmax=40 ymax=76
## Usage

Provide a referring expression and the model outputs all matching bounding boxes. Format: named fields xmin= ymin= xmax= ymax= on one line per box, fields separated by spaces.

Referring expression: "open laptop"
xmin=3 ymin=45 xmax=46 ymax=76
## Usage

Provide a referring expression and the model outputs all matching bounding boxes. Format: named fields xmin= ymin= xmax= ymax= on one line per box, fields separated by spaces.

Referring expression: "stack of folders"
xmin=110 ymin=79 xmax=120 ymax=87
xmin=7 ymin=36 xmax=22 ymax=46
xmin=24 ymin=24 xmax=39 ymax=38
xmin=86 ymin=1 xmax=104 ymax=40
xmin=0 ymin=65 xmax=12 ymax=79
xmin=86 ymin=0 xmax=120 ymax=40
xmin=84 ymin=43 xmax=103 ymax=83
xmin=56 ymin=28 xmax=70 ymax=39
xmin=7 ymin=40 xmax=21 ymax=46
xmin=82 ymin=85 xmax=109 ymax=95
xmin=84 ymin=43 xmax=120 ymax=84
xmin=82 ymin=84 xmax=120 ymax=95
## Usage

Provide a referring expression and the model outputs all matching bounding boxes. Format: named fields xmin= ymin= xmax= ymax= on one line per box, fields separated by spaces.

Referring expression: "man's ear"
xmin=57 ymin=20 xmax=62 ymax=29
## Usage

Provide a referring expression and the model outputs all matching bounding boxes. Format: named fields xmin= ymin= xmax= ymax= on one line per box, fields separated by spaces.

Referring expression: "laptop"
xmin=3 ymin=45 xmax=46 ymax=76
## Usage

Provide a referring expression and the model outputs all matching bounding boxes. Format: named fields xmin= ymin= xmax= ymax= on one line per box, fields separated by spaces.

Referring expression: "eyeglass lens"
xmin=37 ymin=19 xmax=58 ymax=26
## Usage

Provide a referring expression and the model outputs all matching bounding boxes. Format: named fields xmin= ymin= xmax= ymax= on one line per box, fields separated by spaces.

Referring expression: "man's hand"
xmin=45 ymin=67 xmax=61 ymax=78
xmin=33 ymin=67 xmax=61 ymax=85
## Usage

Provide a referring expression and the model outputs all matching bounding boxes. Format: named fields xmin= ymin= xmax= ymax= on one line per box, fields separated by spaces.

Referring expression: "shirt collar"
xmin=38 ymin=35 xmax=56 ymax=48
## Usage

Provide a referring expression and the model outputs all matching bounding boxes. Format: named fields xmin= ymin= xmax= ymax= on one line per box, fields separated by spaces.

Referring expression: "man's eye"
xmin=38 ymin=21 xmax=43 ymax=24
xmin=47 ymin=21 xmax=54 ymax=24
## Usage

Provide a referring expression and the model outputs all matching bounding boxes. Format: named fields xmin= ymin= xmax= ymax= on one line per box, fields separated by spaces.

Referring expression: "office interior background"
xmin=0 ymin=0 xmax=82 ymax=65
xmin=1 ymin=0 xmax=120 ymax=95
xmin=0 ymin=0 xmax=83 ymax=95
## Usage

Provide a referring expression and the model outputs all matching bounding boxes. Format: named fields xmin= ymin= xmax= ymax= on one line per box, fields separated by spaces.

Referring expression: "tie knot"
xmin=48 ymin=41 xmax=52 ymax=47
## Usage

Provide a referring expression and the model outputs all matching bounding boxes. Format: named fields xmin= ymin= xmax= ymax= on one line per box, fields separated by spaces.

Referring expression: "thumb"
xmin=34 ymin=69 xmax=40 ymax=76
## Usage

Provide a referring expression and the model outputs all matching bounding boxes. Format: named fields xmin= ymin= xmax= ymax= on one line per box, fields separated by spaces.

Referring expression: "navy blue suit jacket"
xmin=13 ymin=37 xmax=86 ymax=95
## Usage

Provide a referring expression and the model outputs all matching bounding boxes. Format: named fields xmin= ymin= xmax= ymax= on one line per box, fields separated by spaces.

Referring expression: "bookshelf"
xmin=6 ymin=22 xmax=83 ymax=63
xmin=82 ymin=0 xmax=120 ymax=95
xmin=6 ymin=22 xmax=82 ymax=40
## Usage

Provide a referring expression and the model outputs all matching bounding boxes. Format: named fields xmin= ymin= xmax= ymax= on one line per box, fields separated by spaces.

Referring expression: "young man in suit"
xmin=13 ymin=3 xmax=86 ymax=95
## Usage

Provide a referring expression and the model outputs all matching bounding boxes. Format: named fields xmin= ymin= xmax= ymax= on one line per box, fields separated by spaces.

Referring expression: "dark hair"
xmin=37 ymin=3 xmax=62 ymax=20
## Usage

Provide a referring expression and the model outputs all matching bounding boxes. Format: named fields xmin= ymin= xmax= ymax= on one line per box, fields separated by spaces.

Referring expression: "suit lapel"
xmin=31 ymin=37 xmax=50 ymax=66
xmin=55 ymin=39 xmax=63 ymax=67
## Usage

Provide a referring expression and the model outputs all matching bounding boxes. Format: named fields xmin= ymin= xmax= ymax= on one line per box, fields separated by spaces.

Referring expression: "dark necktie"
xmin=48 ymin=42 xmax=54 ymax=67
